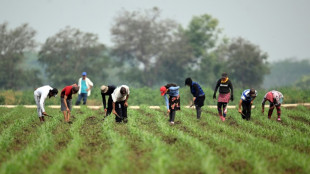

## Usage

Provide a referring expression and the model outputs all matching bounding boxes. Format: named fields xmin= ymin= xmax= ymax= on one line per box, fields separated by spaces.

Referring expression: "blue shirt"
xmin=81 ymin=80 xmax=87 ymax=93
xmin=241 ymin=89 xmax=257 ymax=102
xmin=164 ymin=86 xmax=180 ymax=110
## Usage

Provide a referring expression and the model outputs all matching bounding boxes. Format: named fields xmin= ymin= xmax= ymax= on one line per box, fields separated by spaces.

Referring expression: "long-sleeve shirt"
xmin=78 ymin=77 xmax=94 ymax=96
xmin=164 ymin=86 xmax=180 ymax=110
xmin=111 ymin=85 xmax=130 ymax=102
xmin=213 ymin=78 xmax=233 ymax=96
xmin=34 ymin=85 xmax=53 ymax=113
xmin=102 ymin=85 xmax=116 ymax=109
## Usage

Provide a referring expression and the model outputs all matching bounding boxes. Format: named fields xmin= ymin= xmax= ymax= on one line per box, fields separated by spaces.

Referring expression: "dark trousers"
xmin=115 ymin=101 xmax=127 ymax=122
xmin=76 ymin=93 xmax=87 ymax=105
xmin=101 ymin=93 xmax=113 ymax=116
xmin=268 ymin=103 xmax=281 ymax=119
xmin=195 ymin=95 xmax=205 ymax=119
xmin=217 ymin=102 xmax=228 ymax=117
xmin=169 ymin=110 xmax=176 ymax=122
xmin=241 ymin=101 xmax=252 ymax=120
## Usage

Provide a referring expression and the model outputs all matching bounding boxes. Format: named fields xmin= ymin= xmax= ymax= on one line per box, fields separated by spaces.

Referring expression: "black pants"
xmin=241 ymin=101 xmax=252 ymax=120
xmin=115 ymin=101 xmax=127 ymax=123
xmin=195 ymin=95 xmax=205 ymax=119
xmin=101 ymin=93 xmax=113 ymax=116
xmin=169 ymin=110 xmax=176 ymax=122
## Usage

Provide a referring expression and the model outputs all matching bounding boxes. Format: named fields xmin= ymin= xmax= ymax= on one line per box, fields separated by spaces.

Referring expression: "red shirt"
xmin=61 ymin=86 xmax=73 ymax=99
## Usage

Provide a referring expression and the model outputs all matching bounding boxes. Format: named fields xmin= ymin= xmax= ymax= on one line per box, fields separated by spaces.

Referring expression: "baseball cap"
xmin=82 ymin=72 xmax=87 ymax=76
xmin=160 ymin=86 xmax=167 ymax=96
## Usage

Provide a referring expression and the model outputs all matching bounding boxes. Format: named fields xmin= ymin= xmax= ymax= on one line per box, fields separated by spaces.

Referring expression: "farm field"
xmin=0 ymin=106 xmax=309 ymax=174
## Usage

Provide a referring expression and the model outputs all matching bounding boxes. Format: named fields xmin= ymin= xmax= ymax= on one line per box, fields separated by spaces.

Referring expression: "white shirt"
xmin=34 ymin=85 xmax=53 ymax=112
xmin=78 ymin=77 xmax=94 ymax=96
xmin=111 ymin=85 xmax=130 ymax=102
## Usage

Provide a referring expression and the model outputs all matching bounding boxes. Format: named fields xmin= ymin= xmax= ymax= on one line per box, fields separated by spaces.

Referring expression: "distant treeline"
xmin=1 ymin=8 xmax=310 ymax=91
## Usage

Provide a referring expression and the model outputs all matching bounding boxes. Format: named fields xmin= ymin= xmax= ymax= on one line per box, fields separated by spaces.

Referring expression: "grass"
xmin=0 ymin=106 xmax=309 ymax=174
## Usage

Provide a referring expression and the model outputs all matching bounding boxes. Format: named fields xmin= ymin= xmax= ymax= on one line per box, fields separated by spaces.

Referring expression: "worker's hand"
xmin=167 ymin=109 xmax=170 ymax=114
xmin=213 ymin=94 xmax=216 ymax=99
xmin=250 ymin=101 xmax=253 ymax=105
xmin=86 ymin=88 xmax=90 ymax=92
xmin=66 ymin=108 xmax=70 ymax=113
xmin=124 ymin=102 xmax=128 ymax=107
xmin=112 ymin=109 xmax=117 ymax=115
xmin=238 ymin=109 xmax=242 ymax=113
xmin=104 ymin=108 xmax=107 ymax=115
xmin=193 ymin=97 xmax=196 ymax=102
xmin=42 ymin=112 xmax=47 ymax=116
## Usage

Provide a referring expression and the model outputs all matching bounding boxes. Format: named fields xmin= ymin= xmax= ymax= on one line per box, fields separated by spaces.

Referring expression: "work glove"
xmin=213 ymin=93 xmax=216 ymax=99
xmin=231 ymin=95 xmax=234 ymax=101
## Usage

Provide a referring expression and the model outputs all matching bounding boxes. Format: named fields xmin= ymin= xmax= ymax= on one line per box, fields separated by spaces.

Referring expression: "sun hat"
xmin=82 ymin=72 xmax=87 ymax=76
xmin=101 ymin=85 xmax=108 ymax=93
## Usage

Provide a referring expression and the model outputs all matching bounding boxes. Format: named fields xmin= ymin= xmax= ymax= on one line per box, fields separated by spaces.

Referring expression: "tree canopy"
xmin=0 ymin=22 xmax=41 ymax=89
xmin=38 ymin=27 xmax=109 ymax=87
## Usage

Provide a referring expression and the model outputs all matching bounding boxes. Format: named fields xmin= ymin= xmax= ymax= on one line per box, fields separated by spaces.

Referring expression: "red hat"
xmin=160 ymin=86 xmax=167 ymax=96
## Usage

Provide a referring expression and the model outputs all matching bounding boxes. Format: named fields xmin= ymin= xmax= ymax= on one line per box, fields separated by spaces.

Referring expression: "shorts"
xmin=61 ymin=98 xmax=72 ymax=111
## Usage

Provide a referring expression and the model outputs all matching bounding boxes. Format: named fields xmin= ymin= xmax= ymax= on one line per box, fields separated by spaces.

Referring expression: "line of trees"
xmin=1 ymin=7 xmax=272 ymax=90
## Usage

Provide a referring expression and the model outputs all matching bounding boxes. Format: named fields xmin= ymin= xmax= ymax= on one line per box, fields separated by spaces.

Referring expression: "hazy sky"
xmin=1 ymin=0 xmax=309 ymax=61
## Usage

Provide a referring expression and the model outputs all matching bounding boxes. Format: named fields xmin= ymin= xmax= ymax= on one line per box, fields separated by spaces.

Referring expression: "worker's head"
xmin=160 ymin=86 xmax=167 ymax=96
xmin=101 ymin=85 xmax=108 ymax=94
xmin=49 ymin=88 xmax=58 ymax=98
xmin=250 ymin=88 xmax=256 ymax=97
xmin=185 ymin=77 xmax=192 ymax=86
xmin=82 ymin=72 xmax=87 ymax=79
xmin=221 ymin=72 xmax=228 ymax=80
xmin=72 ymin=85 xmax=80 ymax=94
xmin=120 ymin=87 xmax=127 ymax=95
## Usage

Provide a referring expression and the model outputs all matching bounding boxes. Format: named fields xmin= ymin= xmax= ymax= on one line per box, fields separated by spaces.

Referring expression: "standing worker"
xmin=262 ymin=90 xmax=284 ymax=121
xmin=101 ymin=85 xmax=116 ymax=116
xmin=75 ymin=72 xmax=93 ymax=105
xmin=160 ymin=83 xmax=180 ymax=125
xmin=213 ymin=72 xmax=234 ymax=121
xmin=34 ymin=85 xmax=58 ymax=122
xmin=238 ymin=88 xmax=257 ymax=120
xmin=61 ymin=84 xmax=79 ymax=123
xmin=111 ymin=85 xmax=130 ymax=123
xmin=185 ymin=78 xmax=205 ymax=119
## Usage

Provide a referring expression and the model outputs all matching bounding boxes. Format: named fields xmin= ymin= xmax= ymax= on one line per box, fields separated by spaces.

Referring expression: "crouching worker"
xmin=238 ymin=88 xmax=257 ymax=120
xmin=34 ymin=86 xmax=58 ymax=122
xmin=262 ymin=90 xmax=284 ymax=121
xmin=101 ymin=85 xmax=116 ymax=116
xmin=185 ymin=78 xmax=205 ymax=119
xmin=61 ymin=84 xmax=79 ymax=124
xmin=111 ymin=85 xmax=130 ymax=123
xmin=160 ymin=84 xmax=180 ymax=125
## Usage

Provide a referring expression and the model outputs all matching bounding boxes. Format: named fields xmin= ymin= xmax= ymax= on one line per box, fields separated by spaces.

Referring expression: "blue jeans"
xmin=76 ymin=93 xmax=87 ymax=105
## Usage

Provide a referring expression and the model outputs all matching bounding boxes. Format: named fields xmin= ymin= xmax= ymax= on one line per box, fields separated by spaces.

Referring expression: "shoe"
xmin=277 ymin=118 xmax=281 ymax=121
xmin=68 ymin=121 xmax=73 ymax=124
xmin=220 ymin=116 xmax=225 ymax=121
xmin=170 ymin=121 xmax=174 ymax=125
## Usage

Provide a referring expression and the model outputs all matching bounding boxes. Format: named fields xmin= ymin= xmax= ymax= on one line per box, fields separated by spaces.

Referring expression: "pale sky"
xmin=1 ymin=0 xmax=309 ymax=61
